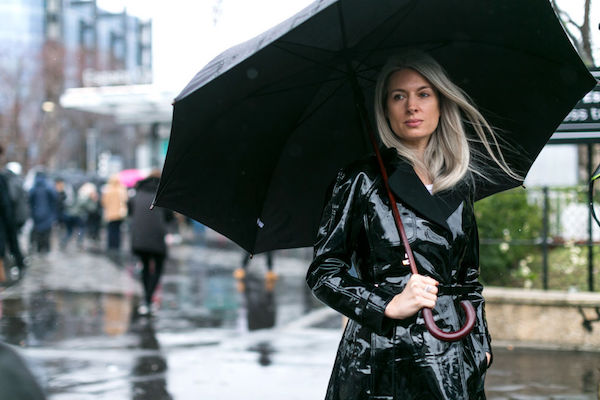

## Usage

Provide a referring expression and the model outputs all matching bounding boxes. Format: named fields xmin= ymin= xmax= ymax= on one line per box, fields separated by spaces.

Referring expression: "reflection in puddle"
xmin=130 ymin=321 xmax=172 ymax=400
xmin=243 ymin=273 xmax=276 ymax=332
xmin=248 ymin=341 xmax=276 ymax=367
xmin=0 ymin=290 xmax=135 ymax=345
xmin=1 ymin=297 xmax=28 ymax=345
xmin=486 ymin=347 xmax=600 ymax=398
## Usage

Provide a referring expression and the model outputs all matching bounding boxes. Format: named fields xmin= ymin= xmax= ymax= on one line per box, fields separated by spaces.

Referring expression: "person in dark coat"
xmin=0 ymin=145 xmax=25 ymax=281
xmin=54 ymin=178 xmax=68 ymax=230
xmin=0 ymin=177 xmax=25 ymax=281
xmin=129 ymin=171 xmax=173 ymax=315
xmin=28 ymin=172 xmax=57 ymax=253
xmin=306 ymin=51 xmax=522 ymax=399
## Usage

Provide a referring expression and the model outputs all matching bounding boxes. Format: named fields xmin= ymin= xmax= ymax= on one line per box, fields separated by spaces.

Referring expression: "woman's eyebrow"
xmin=389 ymin=85 xmax=432 ymax=92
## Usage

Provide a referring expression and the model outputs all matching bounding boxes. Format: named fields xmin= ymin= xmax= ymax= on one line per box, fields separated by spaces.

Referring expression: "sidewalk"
xmin=0 ymin=242 xmax=342 ymax=399
xmin=1 ymin=250 xmax=140 ymax=299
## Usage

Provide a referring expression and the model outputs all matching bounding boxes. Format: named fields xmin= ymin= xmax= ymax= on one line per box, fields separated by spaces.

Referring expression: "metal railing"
xmin=476 ymin=186 xmax=598 ymax=292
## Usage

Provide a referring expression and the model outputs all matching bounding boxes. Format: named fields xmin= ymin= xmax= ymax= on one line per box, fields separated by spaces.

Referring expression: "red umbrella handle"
xmin=422 ymin=301 xmax=476 ymax=342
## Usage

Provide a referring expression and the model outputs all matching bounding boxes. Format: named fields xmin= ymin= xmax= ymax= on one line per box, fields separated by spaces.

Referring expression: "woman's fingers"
xmin=423 ymin=284 xmax=438 ymax=295
xmin=409 ymin=275 xmax=438 ymax=292
xmin=384 ymin=274 xmax=440 ymax=319
xmin=409 ymin=274 xmax=438 ymax=309
xmin=420 ymin=275 xmax=439 ymax=287
xmin=417 ymin=288 xmax=437 ymax=309
xmin=408 ymin=273 xmax=438 ymax=285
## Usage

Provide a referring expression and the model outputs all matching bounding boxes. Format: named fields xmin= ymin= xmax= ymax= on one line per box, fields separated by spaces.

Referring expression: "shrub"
xmin=474 ymin=188 xmax=543 ymax=286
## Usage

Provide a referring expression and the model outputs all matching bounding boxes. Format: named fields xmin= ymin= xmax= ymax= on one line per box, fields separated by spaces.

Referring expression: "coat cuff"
xmin=362 ymin=285 xmax=396 ymax=337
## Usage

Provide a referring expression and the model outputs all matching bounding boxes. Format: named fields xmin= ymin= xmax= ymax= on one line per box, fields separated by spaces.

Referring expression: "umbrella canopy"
xmin=154 ymin=0 xmax=596 ymax=254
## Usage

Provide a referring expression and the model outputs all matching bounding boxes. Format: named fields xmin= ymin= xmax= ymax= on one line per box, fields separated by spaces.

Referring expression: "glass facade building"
xmin=0 ymin=0 xmax=152 ymax=170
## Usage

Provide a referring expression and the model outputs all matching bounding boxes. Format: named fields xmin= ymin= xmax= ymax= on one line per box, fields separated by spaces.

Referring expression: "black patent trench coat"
xmin=307 ymin=152 xmax=492 ymax=400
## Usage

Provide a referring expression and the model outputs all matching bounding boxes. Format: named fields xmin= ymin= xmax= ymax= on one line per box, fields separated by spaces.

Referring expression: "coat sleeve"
xmin=306 ymin=168 xmax=396 ymax=337
xmin=462 ymin=211 xmax=493 ymax=366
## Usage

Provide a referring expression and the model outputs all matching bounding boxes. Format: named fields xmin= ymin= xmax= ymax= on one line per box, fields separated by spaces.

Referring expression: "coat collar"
xmin=383 ymin=148 xmax=468 ymax=233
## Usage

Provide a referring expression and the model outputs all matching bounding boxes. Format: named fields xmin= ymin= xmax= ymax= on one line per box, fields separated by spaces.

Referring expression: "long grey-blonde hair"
xmin=374 ymin=51 xmax=522 ymax=193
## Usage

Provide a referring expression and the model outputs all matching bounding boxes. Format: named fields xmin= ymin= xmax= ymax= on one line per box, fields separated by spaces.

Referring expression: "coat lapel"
xmin=385 ymin=152 xmax=466 ymax=234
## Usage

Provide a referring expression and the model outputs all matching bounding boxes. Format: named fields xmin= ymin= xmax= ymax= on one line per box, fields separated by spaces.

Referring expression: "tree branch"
xmin=580 ymin=0 xmax=594 ymax=65
xmin=550 ymin=0 xmax=594 ymax=65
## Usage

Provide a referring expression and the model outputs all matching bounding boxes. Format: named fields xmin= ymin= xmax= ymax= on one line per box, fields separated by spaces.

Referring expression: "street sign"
xmin=551 ymin=68 xmax=600 ymax=142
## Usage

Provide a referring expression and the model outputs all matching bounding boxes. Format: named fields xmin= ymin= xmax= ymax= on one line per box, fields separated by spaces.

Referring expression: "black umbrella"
xmin=154 ymin=0 xmax=595 ymax=255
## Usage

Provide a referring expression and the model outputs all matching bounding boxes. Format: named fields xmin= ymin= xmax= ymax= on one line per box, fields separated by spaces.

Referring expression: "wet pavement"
xmin=0 ymin=234 xmax=599 ymax=399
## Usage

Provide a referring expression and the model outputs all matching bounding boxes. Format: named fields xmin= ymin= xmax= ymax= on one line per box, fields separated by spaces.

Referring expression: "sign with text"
xmin=82 ymin=68 xmax=152 ymax=87
xmin=552 ymin=68 xmax=600 ymax=142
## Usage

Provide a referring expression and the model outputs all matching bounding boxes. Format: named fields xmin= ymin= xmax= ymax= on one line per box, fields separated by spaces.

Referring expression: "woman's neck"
xmin=414 ymin=167 xmax=432 ymax=186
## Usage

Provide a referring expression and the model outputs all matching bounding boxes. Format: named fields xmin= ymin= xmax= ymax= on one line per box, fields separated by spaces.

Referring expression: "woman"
xmin=129 ymin=170 xmax=173 ymax=315
xmin=101 ymin=174 xmax=128 ymax=251
xmin=306 ymin=51 xmax=520 ymax=399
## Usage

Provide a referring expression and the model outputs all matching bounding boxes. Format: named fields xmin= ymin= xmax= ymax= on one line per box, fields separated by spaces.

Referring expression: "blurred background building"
xmin=0 ymin=0 xmax=161 ymax=177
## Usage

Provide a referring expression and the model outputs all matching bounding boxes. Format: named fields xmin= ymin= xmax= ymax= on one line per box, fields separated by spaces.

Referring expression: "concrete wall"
xmin=484 ymin=287 xmax=600 ymax=351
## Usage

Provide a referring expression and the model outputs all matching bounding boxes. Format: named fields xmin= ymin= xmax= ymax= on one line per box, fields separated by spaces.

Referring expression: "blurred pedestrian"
xmin=101 ymin=174 xmax=128 ymax=252
xmin=28 ymin=171 xmax=57 ymax=254
xmin=235 ymin=252 xmax=278 ymax=331
xmin=234 ymin=252 xmax=278 ymax=293
xmin=129 ymin=170 xmax=173 ymax=315
xmin=2 ymin=161 xmax=30 ymax=233
xmin=0 ymin=145 xmax=25 ymax=281
xmin=59 ymin=186 xmax=85 ymax=251
xmin=54 ymin=178 xmax=69 ymax=230
xmin=78 ymin=182 xmax=102 ymax=245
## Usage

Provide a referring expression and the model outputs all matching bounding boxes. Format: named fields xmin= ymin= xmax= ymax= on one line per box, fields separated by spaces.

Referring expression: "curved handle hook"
xmin=422 ymin=300 xmax=476 ymax=342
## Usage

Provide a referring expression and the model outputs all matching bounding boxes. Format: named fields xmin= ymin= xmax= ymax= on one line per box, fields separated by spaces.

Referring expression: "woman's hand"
xmin=384 ymin=274 xmax=439 ymax=320
xmin=486 ymin=352 xmax=491 ymax=366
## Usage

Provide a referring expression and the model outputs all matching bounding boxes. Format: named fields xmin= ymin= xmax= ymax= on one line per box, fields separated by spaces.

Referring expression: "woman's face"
xmin=385 ymin=68 xmax=440 ymax=151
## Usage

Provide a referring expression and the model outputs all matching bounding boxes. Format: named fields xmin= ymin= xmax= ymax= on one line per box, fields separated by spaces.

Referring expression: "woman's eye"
xmin=419 ymin=92 xmax=430 ymax=97
xmin=392 ymin=94 xmax=405 ymax=100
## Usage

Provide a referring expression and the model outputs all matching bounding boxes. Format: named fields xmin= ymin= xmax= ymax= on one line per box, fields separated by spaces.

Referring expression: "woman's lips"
xmin=405 ymin=119 xmax=423 ymax=128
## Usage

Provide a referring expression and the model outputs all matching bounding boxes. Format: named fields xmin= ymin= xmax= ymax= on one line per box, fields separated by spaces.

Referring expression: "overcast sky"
xmin=98 ymin=0 xmax=599 ymax=92
xmin=98 ymin=0 xmax=314 ymax=90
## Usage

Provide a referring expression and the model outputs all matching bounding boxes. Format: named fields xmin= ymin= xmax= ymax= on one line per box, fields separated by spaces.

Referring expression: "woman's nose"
xmin=406 ymin=98 xmax=418 ymax=113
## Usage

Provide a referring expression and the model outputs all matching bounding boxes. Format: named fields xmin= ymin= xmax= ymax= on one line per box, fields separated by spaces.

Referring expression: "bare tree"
xmin=551 ymin=0 xmax=596 ymax=66
xmin=0 ymin=48 xmax=43 ymax=169
xmin=0 ymin=40 xmax=86 ymax=170
xmin=36 ymin=40 xmax=67 ymax=168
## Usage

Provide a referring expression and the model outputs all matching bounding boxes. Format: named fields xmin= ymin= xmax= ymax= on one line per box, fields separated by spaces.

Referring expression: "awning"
xmin=59 ymin=84 xmax=175 ymax=124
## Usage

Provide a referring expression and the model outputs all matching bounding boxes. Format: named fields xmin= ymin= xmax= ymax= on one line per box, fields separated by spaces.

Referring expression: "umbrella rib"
xmin=276 ymin=39 xmax=338 ymax=54
xmin=354 ymin=66 xmax=378 ymax=84
xmin=272 ymin=42 xmax=348 ymax=76
xmin=356 ymin=0 xmax=419 ymax=69
xmin=250 ymin=76 xmax=345 ymax=98
xmin=293 ymin=78 xmax=348 ymax=129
